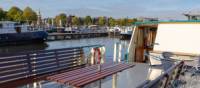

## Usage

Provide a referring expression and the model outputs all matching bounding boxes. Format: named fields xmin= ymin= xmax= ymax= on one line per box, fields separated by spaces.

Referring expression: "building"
xmin=184 ymin=13 xmax=200 ymax=20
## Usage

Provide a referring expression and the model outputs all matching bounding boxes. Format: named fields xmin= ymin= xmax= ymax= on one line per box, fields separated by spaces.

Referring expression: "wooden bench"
xmin=0 ymin=47 xmax=84 ymax=85
xmin=46 ymin=62 xmax=134 ymax=88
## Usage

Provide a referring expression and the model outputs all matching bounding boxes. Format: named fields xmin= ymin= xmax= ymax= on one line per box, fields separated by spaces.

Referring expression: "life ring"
xmin=90 ymin=47 xmax=103 ymax=64
xmin=94 ymin=48 xmax=101 ymax=64
xmin=99 ymin=47 xmax=105 ymax=63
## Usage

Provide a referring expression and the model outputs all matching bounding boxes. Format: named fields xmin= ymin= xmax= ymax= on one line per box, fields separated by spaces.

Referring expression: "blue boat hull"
xmin=0 ymin=31 xmax=48 ymax=46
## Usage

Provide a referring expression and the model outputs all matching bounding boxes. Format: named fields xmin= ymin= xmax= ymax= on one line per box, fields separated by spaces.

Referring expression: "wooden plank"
xmin=56 ymin=53 xmax=81 ymax=58
xmin=67 ymin=64 xmax=128 ymax=84
xmin=59 ymin=59 xmax=79 ymax=64
xmin=33 ymin=62 xmax=58 ymax=70
xmin=0 ymin=68 xmax=28 ymax=76
xmin=0 ymin=64 xmax=27 ymax=72
xmin=0 ymin=60 xmax=27 ymax=67
xmin=34 ymin=66 xmax=59 ymax=75
xmin=58 ymin=55 xmax=81 ymax=62
xmin=48 ymin=62 xmax=115 ymax=81
xmin=73 ymin=64 xmax=134 ymax=87
xmin=56 ymin=50 xmax=81 ymax=55
xmin=30 ymin=56 xmax=56 ymax=62
xmin=0 ymin=72 xmax=28 ymax=83
xmin=0 ymin=47 xmax=84 ymax=84
xmin=31 ymin=59 xmax=57 ymax=66
xmin=47 ymin=67 xmax=96 ymax=81
xmin=28 ymin=52 xmax=55 ymax=58
xmin=27 ymin=48 xmax=79 ymax=54
xmin=34 ymin=62 xmax=80 ymax=74
xmin=0 ymin=56 xmax=27 ymax=62
xmin=28 ymin=49 xmax=80 ymax=58
xmin=59 ymin=63 xmax=123 ymax=84
xmin=46 ymin=63 xmax=134 ymax=88
xmin=0 ymin=53 xmax=27 ymax=58
xmin=59 ymin=61 xmax=79 ymax=67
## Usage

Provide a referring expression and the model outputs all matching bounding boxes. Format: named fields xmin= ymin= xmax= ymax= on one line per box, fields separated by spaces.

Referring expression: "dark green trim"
xmin=134 ymin=20 xmax=200 ymax=25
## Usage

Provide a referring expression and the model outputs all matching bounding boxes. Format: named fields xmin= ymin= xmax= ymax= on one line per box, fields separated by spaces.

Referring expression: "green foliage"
xmin=22 ymin=7 xmax=37 ymax=22
xmin=98 ymin=16 xmax=106 ymax=26
xmin=14 ymin=12 xmax=23 ymax=21
xmin=0 ymin=8 xmax=6 ymax=20
xmin=47 ymin=18 xmax=53 ymax=25
xmin=72 ymin=16 xmax=80 ymax=26
xmin=116 ymin=18 xmax=130 ymax=26
xmin=108 ymin=17 xmax=116 ymax=27
xmin=7 ymin=6 xmax=23 ymax=21
xmin=55 ymin=13 xmax=67 ymax=27
xmin=84 ymin=16 xmax=92 ymax=25
xmin=0 ymin=6 xmax=139 ymax=26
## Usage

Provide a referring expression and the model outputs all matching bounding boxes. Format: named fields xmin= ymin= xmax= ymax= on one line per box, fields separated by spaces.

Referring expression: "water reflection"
xmin=0 ymin=37 xmax=130 ymax=61
xmin=0 ymin=43 xmax=48 ymax=55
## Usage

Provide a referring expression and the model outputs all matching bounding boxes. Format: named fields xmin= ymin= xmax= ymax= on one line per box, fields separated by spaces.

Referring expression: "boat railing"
xmin=137 ymin=61 xmax=184 ymax=88
xmin=0 ymin=45 xmax=103 ymax=84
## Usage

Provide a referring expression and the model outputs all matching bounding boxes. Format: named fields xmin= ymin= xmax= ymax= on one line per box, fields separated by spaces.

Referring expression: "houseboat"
xmin=0 ymin=21 xmax=48 ymax=46
xmin=128 ymin=20 xmax=200 ymax=63
xmin=126 ymin=20 xmax=200 ymax=88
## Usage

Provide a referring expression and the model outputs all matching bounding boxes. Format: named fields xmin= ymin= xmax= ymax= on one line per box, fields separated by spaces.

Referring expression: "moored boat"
xmin=0 ymin=21 xmax=48 ymax=46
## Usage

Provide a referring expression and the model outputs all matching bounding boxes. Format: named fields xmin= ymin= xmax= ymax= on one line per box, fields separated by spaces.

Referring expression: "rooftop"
xmin=134 ymin=20 xmax=200 ymax=26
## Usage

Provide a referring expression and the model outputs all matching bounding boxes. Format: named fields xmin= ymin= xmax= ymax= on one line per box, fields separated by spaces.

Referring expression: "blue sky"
xmin=0 ymin=0 xmax=200 ymax=19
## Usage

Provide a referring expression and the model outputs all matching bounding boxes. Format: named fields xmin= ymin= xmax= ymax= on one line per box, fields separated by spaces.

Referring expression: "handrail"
xmin=0 ymin=46 xmax=87 ymax=84
xmin=137 ymin=61 xmax=184 ymax=88
xmin=145 ymin=53 xmax=178 ymax=62
xmin=150 ymin=50 xmax=199 ymax=57
xmin=0 ymin=45 xmax=104 ymax=56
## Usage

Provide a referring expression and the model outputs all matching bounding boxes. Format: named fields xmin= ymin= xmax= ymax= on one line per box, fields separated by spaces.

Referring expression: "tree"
xmin=72 ymin=16 xmax=80 ymax=26
xmin=132 ymin=18 xmax=137 ymax=24
xmin=84 ymin=16 xmax=92 ymax=25
xmin=98 ymin=16 xmax=106 ymax=26
xmin=47 ymin=18 xmax=53 ymax=25
xmin=14 ymin=12 xmax=23 ymax=22
xmin=7 ymin=6 xmax=23 ymax=21
xmin=117 ymin=18 xmax=127 ymax=26
xmin=22 ymin=7 xmax=37 ymax=22
xmin=0 ymin=8 xmax=6 ymax=20
xmin=55 ymin=13 xmax=67 ymax=27
xmin=108 ymin=17 xmax=116 ymax=27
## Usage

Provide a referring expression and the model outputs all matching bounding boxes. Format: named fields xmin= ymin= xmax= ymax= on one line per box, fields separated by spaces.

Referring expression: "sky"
xmin=0 ymin=0 xmax=200 ymax=20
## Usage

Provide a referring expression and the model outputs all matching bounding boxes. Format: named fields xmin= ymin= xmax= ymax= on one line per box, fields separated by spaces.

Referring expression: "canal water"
xmin=0 ymin=37 xmax=131 ymax=88
xmin=0 ymin=37 xmax=130 ymax=61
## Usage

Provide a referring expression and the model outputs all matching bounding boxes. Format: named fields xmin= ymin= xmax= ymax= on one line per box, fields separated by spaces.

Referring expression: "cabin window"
xmin=0 ymin=24 xmax=2 ymax=28
xmin=15 ymin=26 xmax=21 ymax=33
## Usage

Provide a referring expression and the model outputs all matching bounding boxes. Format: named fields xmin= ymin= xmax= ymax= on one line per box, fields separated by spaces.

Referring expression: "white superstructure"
xmin=0 ymin=21 xmax=30 ymax=34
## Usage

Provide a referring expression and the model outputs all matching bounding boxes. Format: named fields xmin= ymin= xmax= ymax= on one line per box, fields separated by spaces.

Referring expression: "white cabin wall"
xmin=128 ymin=26 xmax=137 ymax=62
xmin=154 ymin=23 xmax=200 ymax=54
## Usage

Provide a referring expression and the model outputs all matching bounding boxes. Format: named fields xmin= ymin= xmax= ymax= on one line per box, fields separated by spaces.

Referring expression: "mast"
xmin=37 ymin=10 xmax=42 ymax=29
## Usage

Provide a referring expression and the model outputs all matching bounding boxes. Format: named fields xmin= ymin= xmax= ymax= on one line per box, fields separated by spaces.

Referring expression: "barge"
xmin=0 ymin=21 xmax=48 ymax=46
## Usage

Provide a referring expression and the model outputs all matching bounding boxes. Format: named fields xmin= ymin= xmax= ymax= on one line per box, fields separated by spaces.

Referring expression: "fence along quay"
xmin=0 ymin=45 xmax=103 ymax=88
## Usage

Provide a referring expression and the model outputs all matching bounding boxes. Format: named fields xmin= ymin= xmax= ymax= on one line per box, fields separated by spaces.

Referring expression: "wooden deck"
xmin=7 ymin=63 xmax=163 ymax=88
xmin=46 ymin=63 xmax=134 ymax=88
